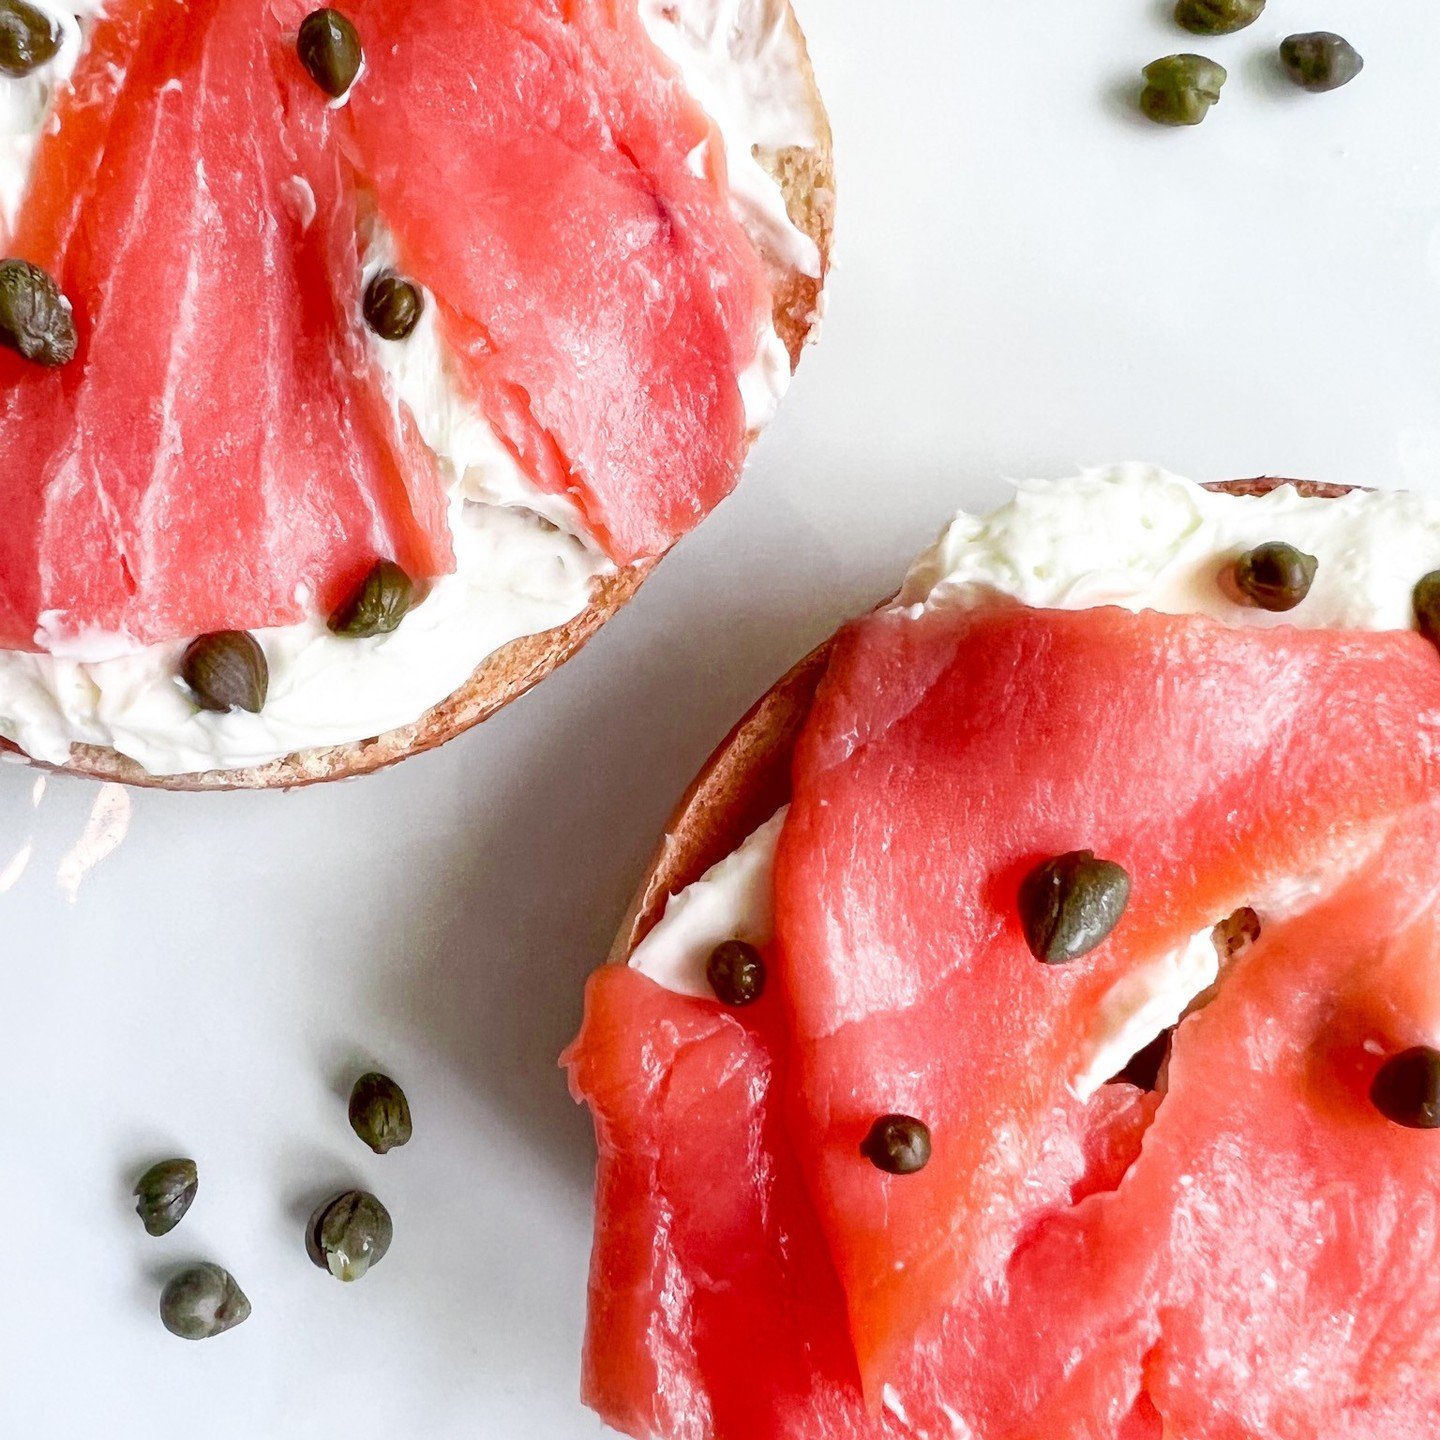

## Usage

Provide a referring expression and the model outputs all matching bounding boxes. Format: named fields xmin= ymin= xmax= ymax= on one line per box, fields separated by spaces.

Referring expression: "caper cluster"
xmin=130 ymin=1068 xmax=413 ymax=1338
xmin=1138 ymin=3 xmax=1363 ymax=129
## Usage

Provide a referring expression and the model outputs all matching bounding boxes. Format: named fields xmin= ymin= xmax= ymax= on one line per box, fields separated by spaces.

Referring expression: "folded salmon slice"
xmin=339 ymin=0 xmax=772 ymax=563
xmin=771 ymin=603 xmax=1440 ymax=1392
xmin=0 ymin=0 xmax=451 ymax=649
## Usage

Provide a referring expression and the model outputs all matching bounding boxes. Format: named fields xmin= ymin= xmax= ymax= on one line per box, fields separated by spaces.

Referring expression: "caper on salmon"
xmin=363 ymin=272 xmax=423 ymax=341
xmin=0 ymin=258 xmax=76 ymax=366
xmin=180 ymin=630 xmax=268 ymax=713
xmin=1018 ymin=851 xmax=1131 ymax=965
xmin=159 ymin=1263 xmax=250 ymax=1340
xmin=0 ymin=0 xmax=62 ymax=78
xmin=1280 ymin=32 xmax=1363 ymax=93
xmin=133 ymin=1158 xmax=198 ymax=1237
xmin=1371 ymin=1047 xmax=1440 ymax=1130
xmin=297 ymin=7 xmax=362 ymax=98
xmin=860 ymin=1114 xmax=931 ymax=1175
xmin=1139 ymin=54 xmax=1227 ymax=127
xmin=328 ymin=558 xmax=414 ymax=637
xmin=307 ymin=1189 xmax=392 ymax=1281
xmin=348 ymin=1071 xmax=412 ymax=1155
xmin=707 ymin=939 xmax=766 ymax=1007
xmin=1414 ymin=572 xmax=1440 ymax=649
xmin=1173 ymin=0 xmax=1263 ymax=35
xmin=1230 ymin=541 xmax=1318 ymax=612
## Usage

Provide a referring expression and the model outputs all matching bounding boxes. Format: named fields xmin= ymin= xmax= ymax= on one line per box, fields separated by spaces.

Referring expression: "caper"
xmin=159 ymin=1263 xmax=250 ymax=1340
xmin=133 ymin=1158 xmax=198 ymax=1237
xmin=0 ymin=258 xmax=76 ymax=366
xmin=1019 ymin=851 xmax=1130 ymax=965
xmin=327 ymin=559 xmax=414 ymax=637
xmin=1414 ymin=572 xmax=1440 ymax=649
xmin=1370 ymin=1047 xmax=1440 ymax=1130
xmin=1213 ymin=905 xmax=1260 ymax=960
xmin=1230 ymin=541 xmax=1318 ymax=612
xmin=860 ymin=1114 xmax=931 ymax=1175
xmin=1174 ymin=0 xmax=1263 ymax=36
xmin=0 ymin=0 xmax=62 ymax=77
xmin=1114 ymin=1030 xmax=1171 ymax=1091
xmin=297 ymin=7 xmax=362 ymax=98
xmin=363 ymin=272 xmax=423 ymax=341
xmin=180 ymin=630 xmax=268 ymax=713
xmin=307 ymin=1190 xmax=392 ymax=1281
xmin=1280 ymin=33 xmax=1363 ymax=93
xmin=348 ymin=1071 xmax=412 ymax=1155
xmin=1139 ymin=54 xmax=1227 ymax=127
xmin=706 ymin=939 xmax=766 ymax=1007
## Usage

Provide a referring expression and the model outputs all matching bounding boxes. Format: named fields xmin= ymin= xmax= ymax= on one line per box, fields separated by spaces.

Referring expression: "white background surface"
xmin=5 ymin=2 xmax=1439 ymax=1436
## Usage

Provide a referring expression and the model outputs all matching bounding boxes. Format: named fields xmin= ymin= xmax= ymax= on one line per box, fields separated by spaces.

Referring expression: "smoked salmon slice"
xmin=570 ymin=600 xmax=1440 ymax=1438
xmin=0 ymin=0 xmax=772 ymax=649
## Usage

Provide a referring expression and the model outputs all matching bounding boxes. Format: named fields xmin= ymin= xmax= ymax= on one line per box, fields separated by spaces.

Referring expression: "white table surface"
xmin=5 ymin=2 xmax=1438 ymax=1435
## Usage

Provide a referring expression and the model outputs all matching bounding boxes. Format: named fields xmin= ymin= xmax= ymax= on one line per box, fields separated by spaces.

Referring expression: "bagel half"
xmin=12 ymin=5 xmax=834 ymax=792
xmin=609 ymin=477 xmax=1354 ymax=963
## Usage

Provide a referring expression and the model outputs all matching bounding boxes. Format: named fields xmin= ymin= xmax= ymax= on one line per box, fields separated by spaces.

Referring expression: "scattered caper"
xmin=307 ymin=1189 xmax=392 ymax=1281
xmin=1280 ymin=33 xmax=1363 ymax=93
xmin=860 ymin=1114 xmax=931 ymax=1175
xmin=133 ymin=1158 xmax=198 ymax=1237
xmin=0 ymin=0 xmax=61 ymax=78
xmin=180 ymin=630 xmax=268 ymax=713
xmin=1115 ymin=1030 xmax=1171 ymax=1091
xmin=1370 ymin=1047 xmax=1440 ymax=1130
xmin=363 ymin=273 xmax=423 ymax=342
xmin=0 ymin=258 xmax=76 ymax=366
xmin=1230 ymin=541 xmax=1318 ymax=612
xmin=706 ymin=939 xmax=766 ymax=1007
xmin=159 ymin=1263 xmax=250 ymax=1340
xmin=297 ymin=7 xmax=362 ymax=98
xmin=1414 ymin=572 xmax=1440 ymax=649
xmin=1174 ymin=0 xmax=1263 ymax=36
xmin=1139 ymin=54 xmax=1227 ymax=127
xmin=348 ymin=1072 xmax=412 ymax=1155
xmin=327 ymin=559 xmax=414 ymax=637
xmin=1018 ymin=851 xmax=1131 ymax=965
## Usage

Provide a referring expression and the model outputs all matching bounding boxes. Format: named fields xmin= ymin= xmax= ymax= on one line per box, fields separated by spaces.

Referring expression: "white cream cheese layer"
xmin=634 ymin=466 xmax=1440 ymax=1088
xmin=0 ymin=0 xmax=818 ymax=775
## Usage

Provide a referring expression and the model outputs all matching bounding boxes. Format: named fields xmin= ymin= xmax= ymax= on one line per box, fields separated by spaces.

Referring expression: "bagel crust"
xmin=9 ymin=4 xmax=835 ymax=791
xmin=610 ymin=478 xmax=1355 ymax=962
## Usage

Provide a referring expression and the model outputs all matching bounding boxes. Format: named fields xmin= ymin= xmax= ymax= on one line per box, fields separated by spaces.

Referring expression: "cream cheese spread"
xmin=633 ymin=466 xmax=1440 ymax=1087
xmin=0 ymin=0 xmax=820 ymax=774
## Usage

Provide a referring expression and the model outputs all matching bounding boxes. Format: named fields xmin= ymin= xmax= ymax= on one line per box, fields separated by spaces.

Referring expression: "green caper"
xmin=1213 ymin=905 xmax=1260 ymax=960
xmin=363 ymin=273 xmax=423 ymax=341
xmin=348 ymin=1072 xmax=412 ymax=1155
xmin=297 ymin=7 xmax=362 ymax=98
xmin=180 ymin=630 xmax=268 ymax=713
xmin=1280 ymin=33 xmax=1363 ymax=93
xmin=1174 ymin=0 xmax=1263 ymax=36
xmin=327 ymin=559 xmax=414 ymax=637
xmin=159 ymin=1263 xmax=250 ymax=1340
xmin=307 ymin=1190 xmax=392 ymax=1281
xmin=0 ymin=258 xmax=76 ymax=366
xmin=0 ymin=0 xmax=61 ymax=77
xmin=1231 ymin=541 xmax=1318 ymax=612
xmin=1018 ymin=850 xmax=1131 ymax=965
xmin=1139 ymin=54 xmax=1227 ymax=127
xmin=860 ymin=1114 xmax=931 ymax=1175
xmin=1370 ymin=1047 xmax=1440 ymax=1130
xmin=1413 ymin=572 xmax=1440 ymax=649
xmin=706 ymin=939 xmax=766 ymax=1007
xmin=133 ymin=1158 xmax=198 ymax=1237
